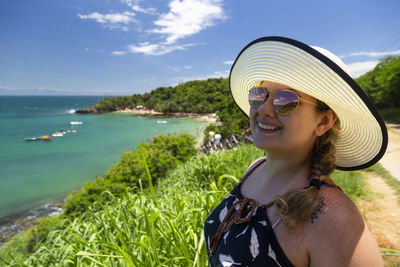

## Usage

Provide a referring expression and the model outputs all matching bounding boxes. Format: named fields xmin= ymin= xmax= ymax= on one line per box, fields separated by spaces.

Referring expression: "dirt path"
xmin=380 ymin=124 xmax=400 ymax=181
xmin=359 ymin=172 xmax=400 ymax=249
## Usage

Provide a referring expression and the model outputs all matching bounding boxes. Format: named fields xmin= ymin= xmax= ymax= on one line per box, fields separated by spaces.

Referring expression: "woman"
xmin=204 ymin=36 xmax=387 ymax=266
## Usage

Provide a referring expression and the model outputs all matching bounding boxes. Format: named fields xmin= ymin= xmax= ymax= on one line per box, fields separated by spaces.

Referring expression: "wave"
xmin=67 ymin=109 xmax=76 ymax=114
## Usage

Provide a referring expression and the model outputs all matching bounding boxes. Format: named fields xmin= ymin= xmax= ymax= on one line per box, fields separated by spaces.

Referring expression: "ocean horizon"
xmin=0 ymin=95 xmax=208 ymax=220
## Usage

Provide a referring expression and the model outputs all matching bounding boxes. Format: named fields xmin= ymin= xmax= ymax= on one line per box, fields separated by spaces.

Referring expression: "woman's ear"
xmin=315 ymin=109 xmax=337 ymax=137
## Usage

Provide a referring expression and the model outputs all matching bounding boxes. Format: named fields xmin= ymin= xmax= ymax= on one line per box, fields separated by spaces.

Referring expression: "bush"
xmin=63 ymin=133 xmax=197 ymax=218
xmin=356 ymin=56 xmax=400 ymax=109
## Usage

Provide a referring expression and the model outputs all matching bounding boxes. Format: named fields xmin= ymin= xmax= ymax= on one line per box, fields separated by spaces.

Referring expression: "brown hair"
xmin=273 ymin=100 xmax=340 ymax=229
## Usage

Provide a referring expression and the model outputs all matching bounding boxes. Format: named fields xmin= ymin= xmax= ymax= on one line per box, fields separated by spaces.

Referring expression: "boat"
xmin=42 ymin=135 xmax=51 ymax=141
xmin=52 ymin=132 xmax=64 ymax=137
xmin=58 ymin=129 xmax=67 ymax=134
xmin=67 ymin=129 xmax=76 ymax=133
xmin=70 ymin=121 xmax=83 ymax=125
xmin=25 ymin=137 xmax=41 ymax=141
xmin=156 ymin=120 xmax=167 ymax=124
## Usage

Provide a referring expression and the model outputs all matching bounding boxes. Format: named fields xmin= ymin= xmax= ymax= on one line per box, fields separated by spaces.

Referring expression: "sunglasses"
xmin=248 ymin=87 xmax=319 ymax=116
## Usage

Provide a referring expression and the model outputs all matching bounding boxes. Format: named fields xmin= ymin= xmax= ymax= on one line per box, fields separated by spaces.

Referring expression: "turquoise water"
xmin=0 ymin=96 xmax=208 ymax=218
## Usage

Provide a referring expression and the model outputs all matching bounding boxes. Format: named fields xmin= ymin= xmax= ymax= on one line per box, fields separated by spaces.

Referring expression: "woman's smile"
xmin=255 ymin=121 xmax=282 ymax=134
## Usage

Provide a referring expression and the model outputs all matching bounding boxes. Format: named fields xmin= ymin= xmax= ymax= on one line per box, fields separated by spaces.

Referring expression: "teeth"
xmin=258 ymin=122 xmax=280 ymax=130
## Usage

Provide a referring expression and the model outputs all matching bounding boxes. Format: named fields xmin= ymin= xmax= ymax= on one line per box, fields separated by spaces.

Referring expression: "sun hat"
xmin=229 ymin=36 xmax=388 ymax=171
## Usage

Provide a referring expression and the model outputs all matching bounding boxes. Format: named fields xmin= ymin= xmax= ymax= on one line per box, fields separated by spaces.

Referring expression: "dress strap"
xmin=240 ymin=157 xmax=266 ymax=185
xmin=209 ymin=198 xmax=257 ymax=256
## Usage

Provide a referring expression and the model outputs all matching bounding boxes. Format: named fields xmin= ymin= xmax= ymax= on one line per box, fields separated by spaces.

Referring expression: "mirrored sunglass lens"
xmin=274 ymin=91 xmax=299 ymax=115
xmin=248 ymin=87 xmax=268 ymax=108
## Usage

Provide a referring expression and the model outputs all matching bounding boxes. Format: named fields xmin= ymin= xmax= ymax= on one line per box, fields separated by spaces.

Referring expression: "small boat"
xmin=52 ymin=132 xmax=64 ymax=137
xmin=42 ymin=135 xmax=51 ymax=141
xmin=70 ymin=121 xmax=83 ymax=125
xmin=25 ymin=137 xmax=41 ymax=141
xmin=58 ymin=129 xmax=67 ymax=134
xmin=67 ymin=129 xmax=76 ymax=133
xmin=156 ymin=120 xmax=167 ymax=124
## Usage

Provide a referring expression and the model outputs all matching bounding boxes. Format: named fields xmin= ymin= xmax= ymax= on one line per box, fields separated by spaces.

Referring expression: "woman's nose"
xmin=257 ymin=95 xmax=276 ymax=117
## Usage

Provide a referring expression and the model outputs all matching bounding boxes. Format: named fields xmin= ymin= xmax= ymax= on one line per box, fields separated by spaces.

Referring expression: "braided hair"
xmin=274 ymin=101 xmax=340 ymax=229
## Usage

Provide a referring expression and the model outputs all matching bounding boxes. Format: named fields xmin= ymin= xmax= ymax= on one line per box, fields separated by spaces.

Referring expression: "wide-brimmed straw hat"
xmin=229 ymin=36 xmax=388 ymax=171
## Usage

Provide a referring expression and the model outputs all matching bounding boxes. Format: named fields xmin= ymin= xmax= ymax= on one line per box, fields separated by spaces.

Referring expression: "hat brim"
xmin=229 ymin=36 xmax=388 ymax=171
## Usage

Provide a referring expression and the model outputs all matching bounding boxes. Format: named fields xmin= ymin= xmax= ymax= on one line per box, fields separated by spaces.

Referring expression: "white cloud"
xmin=92 ymin=0 xmax=226 ymax=56
xmin=112 ymin=51 xmax=127 ymax=55
xmin=346 ymin=60 xmax=379 ymax=78
xmin=77 ymin=11 xmax=137 ymax=31
xmin=223 ymin=60 xmax=234 ymax=65
xmin=341 ymin=49 xmax=400 ymax=59
xmin=150 ymin=0 xmax=226 ymax=44
xmin=118 ymin=0 xmax=226 ymax=56
xmin=121 ymin=0 xmax=158 ymax=15
xmin=168 ymin=65 xmax=193 ymax=71
xmin=126 ymin=42 xmax=196 ymax=56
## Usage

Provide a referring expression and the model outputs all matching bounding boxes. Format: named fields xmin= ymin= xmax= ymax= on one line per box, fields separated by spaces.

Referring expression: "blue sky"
xmin=1 ymin=0 xmax=399 ymax=95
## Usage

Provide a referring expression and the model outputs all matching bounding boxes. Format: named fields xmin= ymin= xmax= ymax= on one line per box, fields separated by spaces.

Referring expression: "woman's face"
xmin=250 ymin=81 xmax=321 ymax=158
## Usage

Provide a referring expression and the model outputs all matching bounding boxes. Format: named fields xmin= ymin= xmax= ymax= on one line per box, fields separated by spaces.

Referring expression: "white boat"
xmin=52 ymin=132 xmax=64 ymax=137
xmin=70 ymin=121 xmax=83 ymax=125
xmin=67 ymin=129 xmax=76 ymax=133
xmin=25 ymin=137 xmax=41 ymax=141
xmin=156 ymin=120 xmax=167 ymax=124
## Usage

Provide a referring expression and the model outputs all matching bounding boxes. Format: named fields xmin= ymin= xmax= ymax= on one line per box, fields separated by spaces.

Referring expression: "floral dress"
xmin=204 ymin=158 xmax=295 ymax=267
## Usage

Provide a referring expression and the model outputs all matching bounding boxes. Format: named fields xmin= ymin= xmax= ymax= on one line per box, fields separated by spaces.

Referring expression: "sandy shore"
xmin=114 ymin=108 xmax=218 ymax=123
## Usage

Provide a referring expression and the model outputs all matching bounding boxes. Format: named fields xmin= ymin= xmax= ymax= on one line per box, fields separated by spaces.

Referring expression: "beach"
xmin=114 ymin=108 xmax=218 ymax=123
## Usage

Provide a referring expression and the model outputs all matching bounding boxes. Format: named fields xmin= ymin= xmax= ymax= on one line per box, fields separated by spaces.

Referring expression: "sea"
xmin=0 ymin=96 xmax=208 ymax=239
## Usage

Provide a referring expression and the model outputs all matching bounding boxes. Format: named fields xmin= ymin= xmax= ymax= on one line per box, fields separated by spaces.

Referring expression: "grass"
xmin=381 ymin=248 xmax=400 ymax=267
xmin=1 ymin=145 xmax=395 ymax=266
xmin=331 ymin=169 xmax=368 ymax=202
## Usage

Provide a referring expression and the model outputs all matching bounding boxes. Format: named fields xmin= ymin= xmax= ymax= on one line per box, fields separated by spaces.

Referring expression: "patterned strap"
xmin=239 ymin=157 xmax=266 ymax=185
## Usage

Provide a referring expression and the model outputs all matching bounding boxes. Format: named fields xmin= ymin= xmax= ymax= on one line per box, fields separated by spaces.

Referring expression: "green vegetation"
xmin=90 ymin=78 xmax=249 ymax=140
xmin=331 ymin=170 xmax=367 ymax=201
xmin=94 ymin=78 xmax=230 ymax=114
xmin=380 ymin=107 xmax=400 ymax=123
xmin=355 ymin=56 xmax=400 ymax=122
xmin=1 ymin=144 xmax=371 ymax=266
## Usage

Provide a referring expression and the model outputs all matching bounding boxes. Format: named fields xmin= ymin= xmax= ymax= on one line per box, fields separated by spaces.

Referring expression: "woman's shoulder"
xmin=303 ymin=186 xmax=383 ymax=266
xmin=311 ymin=185 xmax=361 ymax=226
xmin=245 ymin=157 xmax=266 ymax=172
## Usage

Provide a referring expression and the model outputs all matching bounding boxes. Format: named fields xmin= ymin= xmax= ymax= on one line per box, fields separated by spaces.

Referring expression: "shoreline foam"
xmin=0 ymin=199 xmax=65 ymax=247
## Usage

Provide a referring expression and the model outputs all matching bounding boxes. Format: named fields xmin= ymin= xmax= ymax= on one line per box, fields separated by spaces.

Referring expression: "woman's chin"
xmin=251 ymin=127 xmax=282 ymax=150
xmin=252 ymin=136 xmax=279 ymax=152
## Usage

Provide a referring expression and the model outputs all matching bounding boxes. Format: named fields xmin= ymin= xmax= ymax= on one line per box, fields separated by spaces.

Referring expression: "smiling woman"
xmin=204 ymin=36 xmax=388 ymax=267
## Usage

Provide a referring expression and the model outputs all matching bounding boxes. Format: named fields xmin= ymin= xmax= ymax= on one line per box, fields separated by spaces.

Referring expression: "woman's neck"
xmin=261 ymin=153 xmax=311 ymax=189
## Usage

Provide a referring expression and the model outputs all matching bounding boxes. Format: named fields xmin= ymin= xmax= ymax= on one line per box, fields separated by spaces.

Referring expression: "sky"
xmin=1 ymin=0 xmax=400 ymax=96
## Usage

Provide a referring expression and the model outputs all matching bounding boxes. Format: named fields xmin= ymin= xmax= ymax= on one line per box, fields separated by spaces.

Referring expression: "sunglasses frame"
xmin=248 ymin=87 xmax=319 ymax=116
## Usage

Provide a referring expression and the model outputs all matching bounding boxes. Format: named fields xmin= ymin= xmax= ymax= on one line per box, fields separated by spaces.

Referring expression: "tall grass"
xmin=1 ymin=145 xmax=371 ymax=266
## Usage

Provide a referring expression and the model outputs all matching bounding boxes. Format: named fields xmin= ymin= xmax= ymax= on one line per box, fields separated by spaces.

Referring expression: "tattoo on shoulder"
xmin=310 ymin=198 xmax=326 ymax=224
